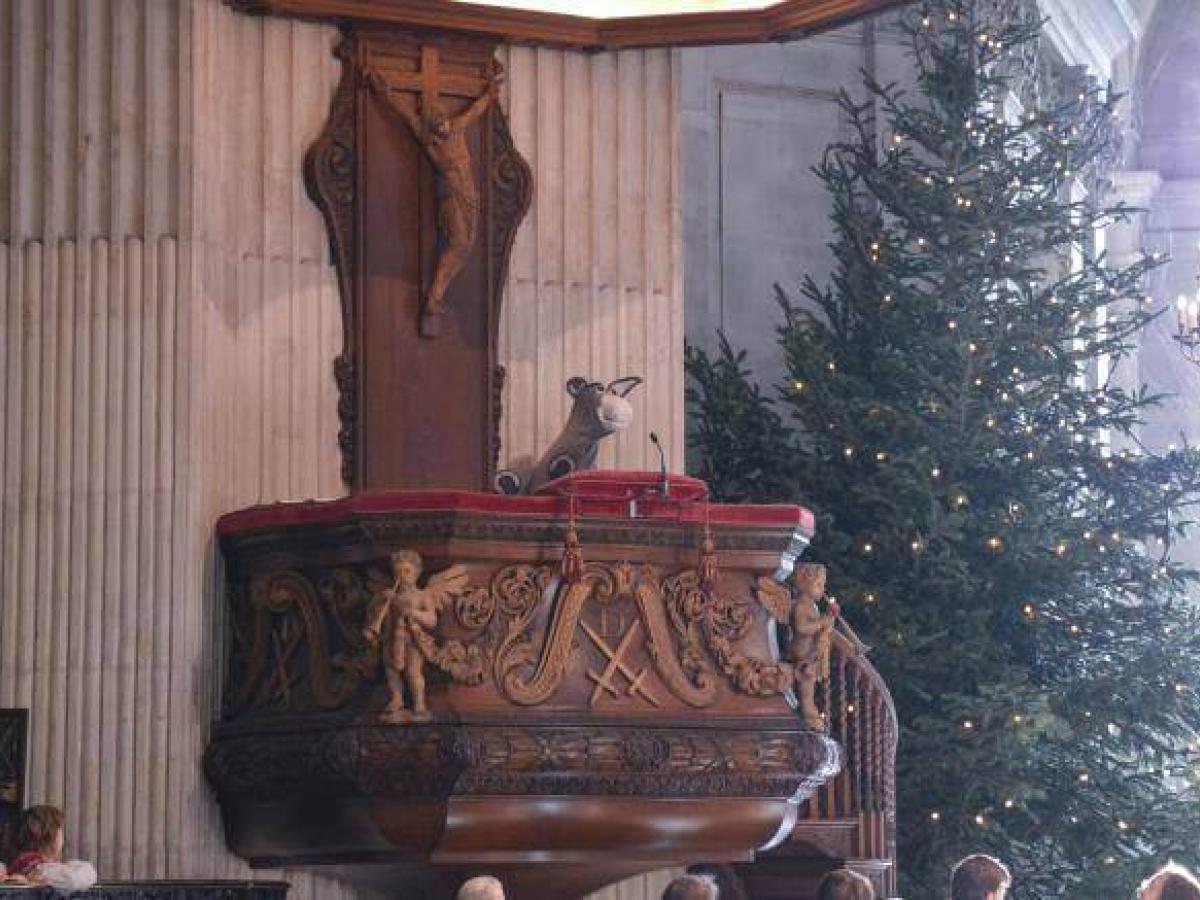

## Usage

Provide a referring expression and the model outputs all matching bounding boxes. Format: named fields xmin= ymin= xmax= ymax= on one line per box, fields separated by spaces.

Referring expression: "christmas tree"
xmin=685 ymin=1 xmax=1200 ymax=896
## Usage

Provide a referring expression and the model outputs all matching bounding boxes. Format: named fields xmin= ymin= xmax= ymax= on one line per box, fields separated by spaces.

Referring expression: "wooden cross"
xmin=376 ymin=45 xmax=488 ymax=109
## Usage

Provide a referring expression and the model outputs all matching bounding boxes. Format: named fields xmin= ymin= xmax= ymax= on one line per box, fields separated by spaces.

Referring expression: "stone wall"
xmin=679 ymin=16 xmax=909 ymax=389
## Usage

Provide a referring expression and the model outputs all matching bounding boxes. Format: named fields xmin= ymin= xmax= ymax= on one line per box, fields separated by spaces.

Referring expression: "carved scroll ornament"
xmin=225 ymin=556 xmax=815 ymax=722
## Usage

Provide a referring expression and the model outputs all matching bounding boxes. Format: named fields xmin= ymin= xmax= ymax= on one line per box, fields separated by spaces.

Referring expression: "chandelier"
xmin=1174 ymin=268 xmax=1200 ymax=365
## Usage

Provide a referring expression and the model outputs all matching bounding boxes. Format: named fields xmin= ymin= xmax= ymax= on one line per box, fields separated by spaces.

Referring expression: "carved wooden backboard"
xmin=0 ymin=709 xmax=28 ymax=862
xmin=306 ymin=30 xmax=531 ymax=492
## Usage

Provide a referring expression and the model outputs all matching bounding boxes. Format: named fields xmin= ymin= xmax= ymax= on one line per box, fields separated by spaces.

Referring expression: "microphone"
xmin=649 ymin=431 xmax=669 ymax=499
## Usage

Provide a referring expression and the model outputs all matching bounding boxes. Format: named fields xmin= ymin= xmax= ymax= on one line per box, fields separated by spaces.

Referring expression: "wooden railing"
xmin=791 ymin=627 xmax=899 ymax=895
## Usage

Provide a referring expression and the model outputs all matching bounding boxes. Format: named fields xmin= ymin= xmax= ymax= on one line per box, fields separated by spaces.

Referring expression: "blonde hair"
xmin=1139 ymin=863 xmax=1200 ymax=900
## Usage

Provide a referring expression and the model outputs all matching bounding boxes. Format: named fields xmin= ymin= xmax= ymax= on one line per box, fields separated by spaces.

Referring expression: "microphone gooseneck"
xmin=649 ymin=431 xmax=669 ymax=499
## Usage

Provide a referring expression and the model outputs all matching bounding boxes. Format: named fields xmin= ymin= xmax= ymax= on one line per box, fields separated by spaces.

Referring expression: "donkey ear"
xmin=607 ymin=375 xmax=643 ymax=397
xmin=566 ymin=377 xmax=590 ymax=397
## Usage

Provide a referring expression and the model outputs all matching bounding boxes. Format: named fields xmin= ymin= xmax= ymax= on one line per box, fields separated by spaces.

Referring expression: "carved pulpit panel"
xmin=306 ymin=31 xmax=531 ymax=491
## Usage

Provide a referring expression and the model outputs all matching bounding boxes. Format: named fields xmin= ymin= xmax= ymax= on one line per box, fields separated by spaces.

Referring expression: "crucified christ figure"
xmin=366 ymin=68 xmax=501 ymax=338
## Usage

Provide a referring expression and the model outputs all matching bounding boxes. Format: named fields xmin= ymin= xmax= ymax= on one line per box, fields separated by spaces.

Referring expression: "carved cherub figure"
xmin=756 ymin=563 xmax=840 ymax=729
xmin=363 ymin=550 xmax=470 ymax=723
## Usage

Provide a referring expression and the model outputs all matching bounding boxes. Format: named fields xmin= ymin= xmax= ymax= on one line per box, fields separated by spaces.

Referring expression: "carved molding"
xmin=206 ymin=722 xmax=840 ymax=802
xmin=223 ymin=0 xmax=908 ymax=51
xmin=488 ymin=109 xmax=533 ymax=337
xmin=303 ymin=38 xmax=359 ymax=487
xmin=357 ymin=513 xmax=808 ymax=554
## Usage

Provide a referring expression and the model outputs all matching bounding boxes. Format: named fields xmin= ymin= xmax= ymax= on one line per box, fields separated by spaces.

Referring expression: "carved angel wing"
xmin=425 ymin=564 xmax=472 ymax=612
xmin=755 ymin=575 xmax=793 ymax=624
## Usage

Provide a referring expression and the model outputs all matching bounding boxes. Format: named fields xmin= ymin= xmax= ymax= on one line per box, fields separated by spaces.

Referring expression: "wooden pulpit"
xmin=212 ymin=3 xmax=901 ymax=897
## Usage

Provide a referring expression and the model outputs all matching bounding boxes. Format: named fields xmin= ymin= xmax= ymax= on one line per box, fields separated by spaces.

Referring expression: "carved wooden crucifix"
xmin=305 ymin=31 xmax=531 ymax=492
xmin=366 ymin=46 xmax=499 ymax=338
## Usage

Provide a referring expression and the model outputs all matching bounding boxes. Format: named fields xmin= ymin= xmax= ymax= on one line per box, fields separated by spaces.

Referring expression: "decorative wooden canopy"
xmin=226 ymin=0 xmax=908 ymax=49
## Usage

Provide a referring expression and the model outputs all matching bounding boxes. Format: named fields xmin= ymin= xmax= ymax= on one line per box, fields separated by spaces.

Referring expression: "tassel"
xmin=698 ymin=498 xmax=718 ymax=590
xmin=561 ymin=495 xmax=584 ymax=583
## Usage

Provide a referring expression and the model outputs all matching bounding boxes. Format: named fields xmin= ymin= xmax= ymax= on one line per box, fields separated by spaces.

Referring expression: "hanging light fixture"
xmin=1173 ymin=242 xmax=1200 ymax=365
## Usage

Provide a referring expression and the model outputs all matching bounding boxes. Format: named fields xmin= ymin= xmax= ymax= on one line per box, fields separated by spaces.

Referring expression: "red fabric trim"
xmin=9 ymin=851 xmax=51 ymax=877
xmin=216 ymin=471 xmax=813 ymax=537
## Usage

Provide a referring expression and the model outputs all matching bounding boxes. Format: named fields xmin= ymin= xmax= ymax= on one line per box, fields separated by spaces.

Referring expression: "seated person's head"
xmin=817 ymin=868 xmax=875 ymax=900
xmin=18 ymin=806 xmax=65 ymax=860
xmin=455 ymin=875 xmax=505 ymax=900
xmin=951 ymin=854 xmax=1011 ymax=900
xmin=662 ymin=873 xmax=719 ymax=900
xmin=1139 ymin=864 xmax=1200 ymax=900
